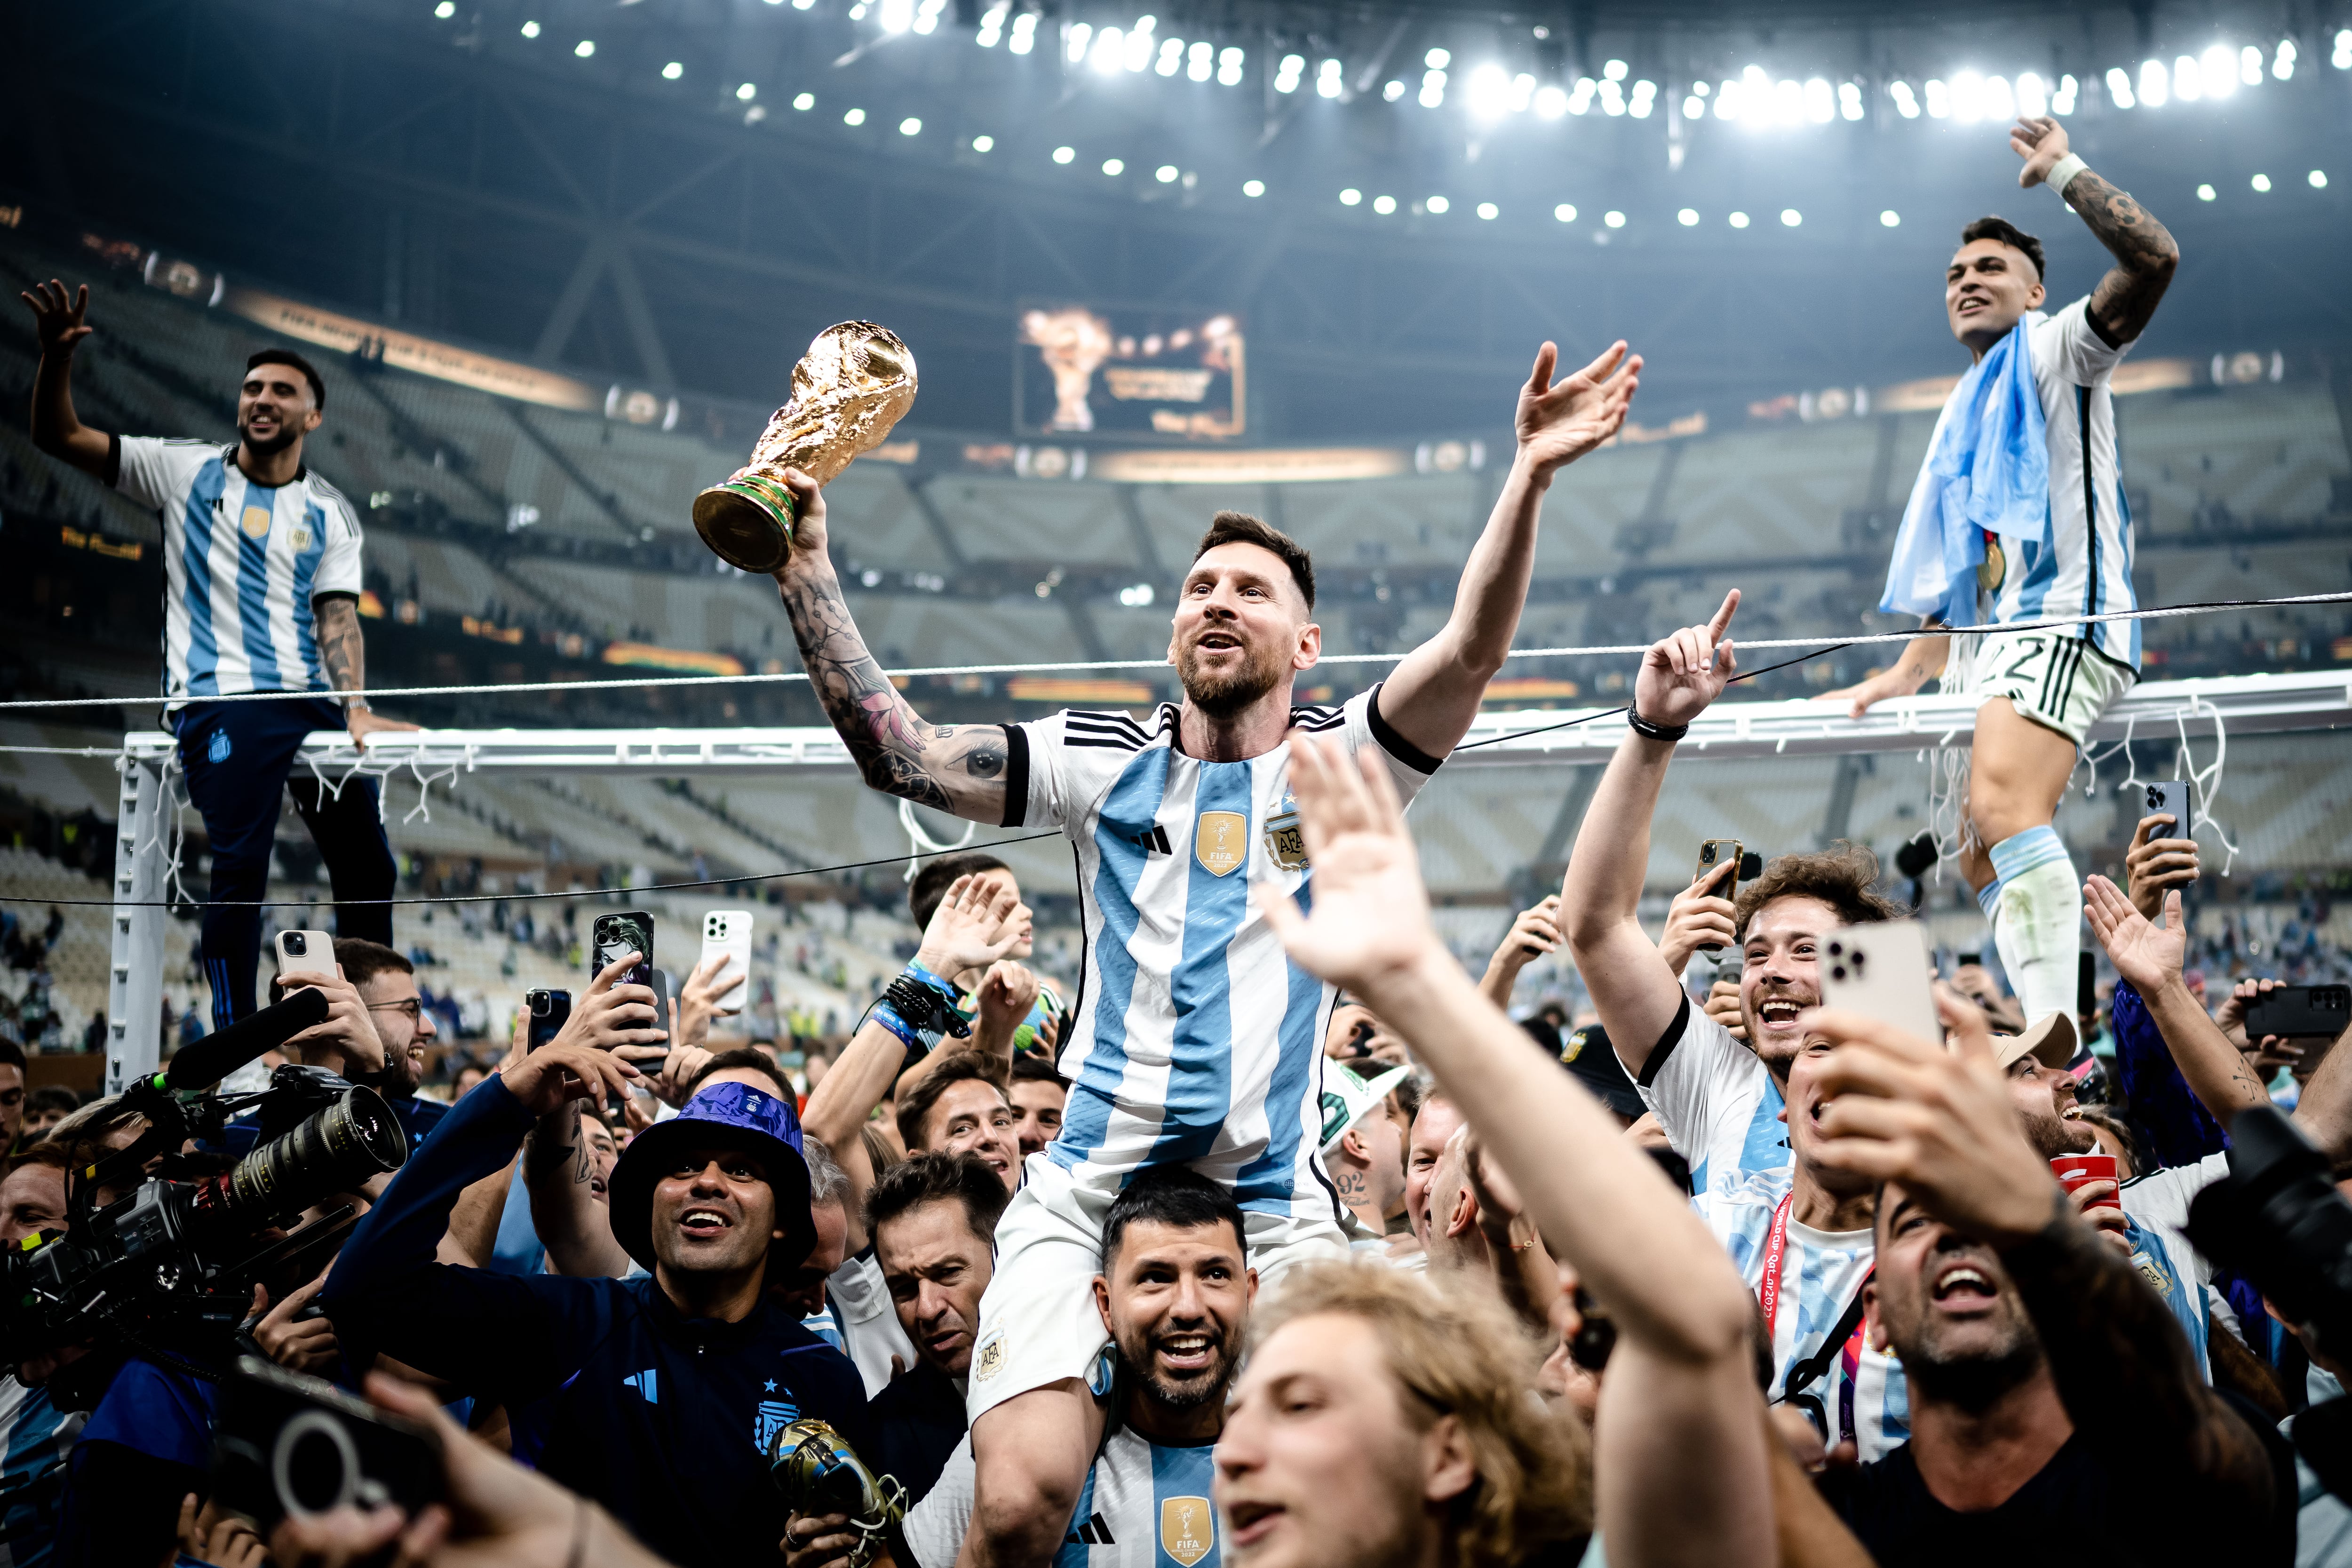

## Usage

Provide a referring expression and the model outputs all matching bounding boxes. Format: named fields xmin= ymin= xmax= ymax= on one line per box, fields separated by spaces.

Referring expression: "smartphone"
xmin=2246 ymin=985 xmax=2352 ymax=1043
xmin=526 ymin=989 xmax=571 ymax=1052
xmin=274 ymin=929 xmax=337 ymax=984
xmin=1820 ymin=921 xmax=1941 ymax=1044
xmin=699 ymin=909 xmax=755 ymax=1015
xmin=211 ymin=1358 xmax=442 ymax=1533
xmin=2140 ymin=780 xmax=2193 ymax=841
xmin=645 ymin=969 xmax=675 ymax=1066
xmin=591 ymin=911 xmax=655 ymax=988
xmin=1958 ymin=952 xmax=1983 ymax=970
xmin=2079 ymin=951 xmax=2098 ymax=1019
xmin=1694 ymin=840 xmax=1743 ymax=955
xmin=2050 ymin=1151 xmax=2123 ymax=1213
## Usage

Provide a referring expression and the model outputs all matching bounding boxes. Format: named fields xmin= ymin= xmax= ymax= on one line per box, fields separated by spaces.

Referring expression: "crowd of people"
xmin=10 ymin=112 xmax=2352 ymax=1568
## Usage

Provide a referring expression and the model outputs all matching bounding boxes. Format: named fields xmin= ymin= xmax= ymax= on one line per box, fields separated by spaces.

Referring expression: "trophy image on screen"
xmin=692 ymin=322 xmax=918 ymax=573
xmin=1021 ymin=307 xmax=1115 ymax=433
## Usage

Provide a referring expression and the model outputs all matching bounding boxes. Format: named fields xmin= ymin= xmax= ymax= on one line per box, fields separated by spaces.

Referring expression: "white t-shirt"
xmin=1930 ymin=298 xmax=2138 ymax=669
xmin=902 ymin=1425 xmax=1219 ymax=1568
xmin=109 ymin=437 xmax=365 ymax=702
xmin=1694 ymin=1167 xmax=1911 ymax=1463
xmin=1007 ymin=685 xmax=1440 ymax=1213
xmin=1630 ymin=996 xmax=1789 ymax=1197
xmin=819 ymin=1249 xmax=919 ymax=1398
xmin=2121 ymin=1151 xmax=2234 ymax=1376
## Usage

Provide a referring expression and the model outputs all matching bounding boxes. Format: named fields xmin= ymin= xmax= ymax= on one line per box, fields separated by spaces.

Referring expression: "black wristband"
xmin=1626 ymin=708 xmax=1690 ymax=743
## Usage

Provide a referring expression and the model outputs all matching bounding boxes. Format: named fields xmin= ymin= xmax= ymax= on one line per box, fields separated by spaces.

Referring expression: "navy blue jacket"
xmin=323 ymin=1077 xmax=871 ymax=1567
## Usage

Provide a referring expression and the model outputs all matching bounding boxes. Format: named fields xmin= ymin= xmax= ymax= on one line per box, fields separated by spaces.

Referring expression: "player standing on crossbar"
xmin=767 ymin=339 xmax=1641 ymax=1567
xmin=1827 ymin=115 xmax=2179 ymax=1049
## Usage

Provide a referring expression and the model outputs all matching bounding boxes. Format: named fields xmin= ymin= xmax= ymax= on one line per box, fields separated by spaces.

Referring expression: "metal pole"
xmin=106 ymin=748 xmax=167 ymax=1093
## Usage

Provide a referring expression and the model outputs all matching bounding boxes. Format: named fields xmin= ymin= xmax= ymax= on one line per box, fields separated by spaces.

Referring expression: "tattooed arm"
xmin=525 ymin=1100 xmax=632 ymax=1279
xmin=770 ymin=468 xmax=1013 ymax=825
xmin=313 ymin=593 xmax=419 ymax=747
xmin=2010 ymin=116 xmax=2180 ymax=345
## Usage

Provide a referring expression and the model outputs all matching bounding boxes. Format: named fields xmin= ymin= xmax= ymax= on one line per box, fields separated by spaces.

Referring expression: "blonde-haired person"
xmin=1218 ymin=1257 xmax=1588 ymax=1568
xmin=1243 ymin=734 xmax=1871 ymax=1568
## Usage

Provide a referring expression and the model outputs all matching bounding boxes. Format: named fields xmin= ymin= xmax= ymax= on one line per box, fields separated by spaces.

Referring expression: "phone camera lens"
xmin=1828 ymin=941 xmax=1842 ymax=955
xmin=286 ymin=933 xmax=304 ymax=954
xmin=1831 ymin=964 xmax=1846 ymax=981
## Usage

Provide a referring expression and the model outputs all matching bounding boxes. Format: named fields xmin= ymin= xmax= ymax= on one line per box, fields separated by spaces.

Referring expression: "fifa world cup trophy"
xmin=692 ymin=322 xmax=918 ymax=573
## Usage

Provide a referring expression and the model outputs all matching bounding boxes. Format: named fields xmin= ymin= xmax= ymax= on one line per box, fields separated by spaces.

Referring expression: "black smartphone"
xmin=2079 ymin=952 xmax=2098 ymax=1019
xmin=527 ymin=989 xmax=572 ymax=1052
xmin=2140 ymin=780 xmax=2193 ymax=840
xmin=2246 ymin=985 xmax=2352 ymax=1043
xmin=1694 ymin=840 xmax=1744 ymax=955
xmin=212 ymin=1358 xmax=442 ymax=1534
xmin=643 ymin=968 xmax=675 ymax=1067
xmin=1958 ymin=952 xmax=1983 ymax=970
xmin=591 ymin=911 xmax=655 ymax=988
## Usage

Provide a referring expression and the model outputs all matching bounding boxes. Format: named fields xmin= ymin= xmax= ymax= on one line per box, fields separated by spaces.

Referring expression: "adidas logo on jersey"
xmin=1065 ymin=1512 xmax=1116 ymax=1546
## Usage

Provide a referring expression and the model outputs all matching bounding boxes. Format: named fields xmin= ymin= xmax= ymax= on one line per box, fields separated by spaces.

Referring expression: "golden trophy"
xmin=770 ymin=1417 xmax=908 ymax=1568
xmin=692 ymin=322 xmax=918 ymax=573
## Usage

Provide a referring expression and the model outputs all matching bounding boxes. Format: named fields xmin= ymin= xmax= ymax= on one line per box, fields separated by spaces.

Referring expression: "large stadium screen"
xmin=1015 ymin=305 xmax=1245 ymax=441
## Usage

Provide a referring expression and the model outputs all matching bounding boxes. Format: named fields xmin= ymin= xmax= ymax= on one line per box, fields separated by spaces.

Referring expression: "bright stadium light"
xmin=1477 ymin=201 xmax=1498 ymax=219
xmin=794 ymin=91 xmax=815 ymax=109
xmin=1839 ymin=81 xmax=1864 ymax=119
xmin=1599 ymin=78 xmax=1625 ymax=115
xmin=2240 ymin=44 xmax=2263 ymax=86
xmin=1217 ymin=46 xmax=1244 ymax=86
xmin=1773 ymin=77 xmax=1801 ymax=124
xmin=1728 ymin=210 xmax=1749 ymax=227
xmin=972 ymin=134 xmax=993 ymax=151
xmin=520 ymin=19 xmax=540 ymax=36
xmin=1065 ymin=21 xmax=1090 ymax=62
xmin=1317 ymin=58 xmax=1343 ymax=97
xmin=574 ymin=38 xmax=595 ymax=56
xmin=1554 ymin=203 xmax=1577 ymax=222
xmin=1102 ymin=157 xmax=1124 ymax=175
xmin=900 ymin=117 xmax=921 ymax=135
xmin=1122 ymin=16 xmax=1155 ymax=72
xmin=1243 ymin=179 xmax=1264 ymax=197
xmin=1949 ymin=70 xmax=1984 ymax=121
xmin=1603 ymin=209 xmax=1625 ymax=227
xmin=2139 ymin=58 xmax=2168 ymax=106
xmin=1603 ymin=58 xmax=1627 ymax=80
xmin=2017 ymin=72 xmax=2047 ymax=116
xmin=1880 ymin=209 xmax=1900 ymax=227
xmin=1339 ymin=187 xmax=1361 ymax=205
xmin=1572 ymin=77 xmax=1598 ymax=114
xmin=1274 ymin=54 xmax=1303 ymax=93
xmin=1677 ymin=207 xmax=1699 ymax=225
xmin=433 ymin=1 xmax=454 ymax=18
xmin=1889 ymin=80 xmax=1919 ymax=117
xmin=661 ymin=61 xmax=683 ymax=80
xmin=2313 ymin=169 xmax=2330 ymax=188
xmin=1804 ymin=77 xmax=1834 ymax=122
xmin=1053 ymin=144 xmax=1075 ymax=163
xmin=1089 ymin=27 xmax=1124 ymax=73
xmin=2052 ymin=73 xmax=2079 ymax=112
xmin=1780 ymin=207 xmax=1802 ymax=226
xmin=877 ymin=0 xmax=911 ymax=34
xmin=1628 ymin=78 xmax=1655 ymax=117
xmin=1008 ymin=12 xmax=1036 ymax=54
xmin=1155 ymin=39 xmax=1181 ymax=76
xmin=1426 ymin=195 xmax=1450 ymax=213
xmin=975 ymin=2 xmax=1006 ymax=45
xmin=737 ymin=81 xmax=757 ymax=100
xmin=2336 ymin=30 xmax=2352 ymax=68
xmin=1188 ymin=40 xmax=1212 ymax=80
xmin=1384 ymin=80 xmax=1405 ymax=101
xmin=1420 ymin=68 xmax=1446 ymax=107
xmin=2197 ymin=183 xmax=2217 ymax=200
xmin=1986 ymin=74 xmax=2015 ymax=120
xmin=1467 ymin=62 xmax=1510 ymax=119
xmin=1426 ymin=47 xmax=1450 ymax=68
xmin=843 ymin=106 xmax=866 ymax=124
xmin=2251 ymin=172 xmax=2271 ymax=191
xmin=1923 ymin=78 xmax=1950 ymax=117
xmin=1373 ymin=194 xmax=1397 ymax=215
xmin=1534 ymin=83 xmax=1567 ymax=117
xmin=1713 ymin=76 xmax=1740 ymax=119
xmin=2274 ymin=39 xmax=2296 ymax=79
xmin=1155 ymin=163 xmax=1178 ymax=182
xmin=912 ymin=0 xmax=946 ymax=36
xmin=2106 ymin=66 xmax=2136 ymax=108
xmin=2173 ymin=53 xmax=2201 ymax=100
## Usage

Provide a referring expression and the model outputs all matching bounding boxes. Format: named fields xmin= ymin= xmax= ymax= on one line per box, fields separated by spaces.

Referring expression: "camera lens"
xmin=286 ymin=933 xmax=305 ymax=954
xmin=197 ymin=1089 xmax=409 ymax=1231
xmin=273 ymin=1410 xmax=359 ymax=1517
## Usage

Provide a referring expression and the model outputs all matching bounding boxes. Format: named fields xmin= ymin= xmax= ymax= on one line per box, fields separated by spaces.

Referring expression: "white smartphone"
xmin=1819 ymin=921 xmax=1941 ymax=1044
xmin=699 ymin=909 xmax=755 ymax=1015
xmin=274 ymin=929 xmax=337 ymax=984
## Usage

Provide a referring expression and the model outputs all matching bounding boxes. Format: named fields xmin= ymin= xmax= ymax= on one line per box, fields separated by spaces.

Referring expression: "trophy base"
xmin=692 ymin=478 xmax=798 ymax=573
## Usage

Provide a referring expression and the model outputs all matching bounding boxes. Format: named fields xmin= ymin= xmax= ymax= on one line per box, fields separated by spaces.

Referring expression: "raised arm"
xmin=1261 ymin=738 xmax=1772 ymax=1568
xmin=18 ymin=281 xmax=111 ymax=478
xmin=2010 ymin=117 xmax=2179 ymax=345
xmin=1377 ymin=342 xmax=1641 ymax=760
xmin=771 ymin=469 xmax=1014 ymax=824
xmin=1558 ymin=592 xmax=1740 ymax=1077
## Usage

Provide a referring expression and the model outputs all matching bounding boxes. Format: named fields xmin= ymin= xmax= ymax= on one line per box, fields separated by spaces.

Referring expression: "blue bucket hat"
xmin=607 ymin=1080 xmax=816 ymax=1275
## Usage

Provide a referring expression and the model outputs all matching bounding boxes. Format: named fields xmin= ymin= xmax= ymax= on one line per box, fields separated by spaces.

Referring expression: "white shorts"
xmin=966 ymin=1154 xmax=1349 ymax=1423
xmin=1947 ymin=630 xmax=2135 ymax=748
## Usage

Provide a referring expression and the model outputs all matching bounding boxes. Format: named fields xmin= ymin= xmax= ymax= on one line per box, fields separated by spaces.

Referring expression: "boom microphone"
xmin=162 ymin=988 xmax=332 ymax=1091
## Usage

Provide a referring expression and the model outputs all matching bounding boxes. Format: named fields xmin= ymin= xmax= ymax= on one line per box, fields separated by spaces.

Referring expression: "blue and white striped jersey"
xmin=2121 ymin=1151 xmax=2233 ymax=1381
xmin=1005 ymin=685 xmax=1440 ymax=1213
xmin=904 ymin=1426 xmax=1219 ymax=1568
xmin=108 ymin=436 xmax=365 ymax=703
xmin=1695 ymin=1168 xmax=1912 ymax=1465
xmin=1632 ymin=996 xmax=1789 ymax=1197
xmin=1955 ymin=298 xmax=2140 ymax=669
xmin=0 ymin=1374 xmax=83 ymax=1568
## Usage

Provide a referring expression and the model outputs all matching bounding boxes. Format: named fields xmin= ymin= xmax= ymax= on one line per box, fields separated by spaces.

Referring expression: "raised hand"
xmin=252 ymin=1271 xmax=342 ymax=1377
xmin=2010 ymin=115 xmax=2070 ymax=188
xmin=1631 ymin=589 xmax=1740 ymax=731
xmin=1515 ymin=340 xmax=1643 ymax=481
xmin=2123 ymin=813 xmax=2199 ymax=922
xmin=1658 ymin=860 xmax=1738 ymax=978
xmin=773 ymin=467 xmax=832 ymax=582
xmin=2082 ymin=876 xmax=2185 ymax=998
xmin=1255 ymin=736 xmax=1439 ymax=997
xmin=17 ymin=280 xmax=92 ymax=357
xmin=913 ymin=874 xmax=1024 ymax=979
xmin=279 ymin=967 xmax=388 ymax=1076
xmin=1483 ymin=895 xmax=1561 ymax=986
xmin=500 ymin=1041 xmax=642 ymax=1120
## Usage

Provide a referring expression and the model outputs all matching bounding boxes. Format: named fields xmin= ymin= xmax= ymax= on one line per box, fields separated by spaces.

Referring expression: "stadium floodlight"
xmin=1728 ymin=210 xmax=1749 ymax=227
xmin=1089 ymin=27 xmax=1124 ymax=72
xmin=1102 ymin=157 xmax=1124 ymax=175
xmin=1572 ymin=77 xmax=1598 ymax=114
xmin=2313 ymin=170 xmax=2329 ymax=189
xmin=2251 ymin=172 xmax=2271 ymax=191
xmin=793 ymin=0 xmax=814 ymax=9
xmin=1008 ymin=12 xmax=1036 ymax=54
xmin=912 ymin=0 xmax=946 ymax=34
xmin=1512 ymin=73 xmax=1537 ymax=112
xmin=972 ymin=134 xmax=993 ymax=151
xmin=844 ymin=106 xmax=866 ymax=123
xmin=2017 ymin=72 xmax=2047 ymax=116
xmin=1713 ymin=77 xmax=1738 ymax=119
xmin=1188 ymin=40 xmax=1212 ymax=80
xmin=1554 ymin=203 xmax=1577 ymax=222
xmin=2194 ymin=45 xmax=2230 ymax=96
xmin=2052 ymin=73 xmax=2079 ymax=113
xmin=1373 ymin=194 xmax=1397 ymax=214
xmin=1052 ymin=144 xmax=1075 ymax=162
xmin=1420 ymin=68 xmax=1446 ymax=107
xmin=1987 ymin=74 xmax=2017 ymax=120
xmin=1924 ymin=78 xmax=1950 ymax=117
xmin=2240 ymin=44 xmax=2263 ymax=86
xmin=1339 ymin=187 xmax=1361 ymax=205
xmin=1156 ymin=38 xmax=1182 ymax=76
xmin=1426 ymin=195 xmax=1450 ymax=213
xmin=1217 ymin=46 xmax=1244 ymax=86
xmin=1118 ymin=585 xmax=1155 ymax=607
xmin=1123 ymin=16 xmax=1155 ymax=72
xmin=901 ymin=117 xmax=922 ymax=135
xmin=1628 ymin=78 xmax=1654 ymax=117
xmin=2339 ymin=30 xmax=2352 ymax=68
xmin=2139 ymin=58 xmax=2168 ymax=106
xmin=1677 ymin=207 xmax=1698 ymax=225
xmin=662 ymin=61 xmax=683 ymax=80
xmin=1535 ymin=83 xmax=1567 ymax=118
xmin=1275 ymin=54 xmax=1303 ymax=93
xmin=1467 ymin=62 xmax=1510 ymax=119
xmin=1243 ymin=179 xmax=1265 ymax=197
xmin=1602 ymin=58 xmax=1627 ymax=80
xmin=1880 ymin=209 xmax=1900 ymax=227
xmin=1889 ymin=80 xmax=1919 ymax=117
xmin=1839 ymin=80 xmax=1863 ymax=120
xmin=1949 ymin=70 xmax=1984 ymax=121
xmin=2173 ymin=54 xmax=2202 ymax=100
xmin=574 ymin=38 xmax=595 ymax=56
xmin=1599 ymin=78 xmax=1625 ymax=115
xmin=1804 ymin=77 xmax=1834 ymax=122
xmin=2274 ymin=39 xmax=2296 ymax=79
xmin=1426 ymin=47 xmax=1450 ymax=69
xmin=1383 ymin=79 xmax=1405 ymax=100
xmin=1682 ymin=91 xmax=1705 ymax=119
xmin=1477 ymin=201 xmax=1498 ymax=219
xmin=737 ymin=82 xmax=757 ymax=100
xmin=794 ymin=91 xmax=815 ymax=109
xmin=1780 ymin=208 xmax=1801 ymax=226
xmin=1317 ymin=58 xmax=1344 ymax=97
xmin=520 ymin=19 xmax=540 ymax=36
xmin=1065 ymin=21 xmax=1090 ymax=62
xmin=1603 ymin=209 xmax=1624 ymax=227
xmin=433 ymin=1 xmax=454 ymax=18
xmin=1155 ymin=164 xmax=1178 ymax=182
xmin=877 ymin=0 xmax=912 ymax=34
xmin=2196 ymin=183 xmax=2216 ymax=200
xmin=975 ymin=0 xmax=1006 ymax=43
xmin=2106 ymin=66 xmax=2135 ymax=107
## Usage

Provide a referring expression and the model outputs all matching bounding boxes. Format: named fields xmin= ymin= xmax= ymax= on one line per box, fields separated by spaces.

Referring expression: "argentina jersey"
xmin=1697 ymin=1168 xmax=1911 ymax=1464
xmin=2119 ymin=1151 xmax=2233 ymax=1382
xmin=0 ymin=1376 xmax=81 ymax=1568
xmin=108 ymin=436 xmax=365 ymax=703
xmin=1002 ymin=685 xmax=1440 ymax=1212
xmin=904 ymin=1428 xmax=1220 ymax=1568
xmin=1976 ymin=300 xmax=2139 ymax=670
xmin=1634 ymin=997 xmax=1790 ymax=1196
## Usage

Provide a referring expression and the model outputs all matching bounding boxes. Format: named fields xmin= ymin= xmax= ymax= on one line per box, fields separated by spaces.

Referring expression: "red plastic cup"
xmin=2051 ymin=1152 xmax=2122 ymax=1212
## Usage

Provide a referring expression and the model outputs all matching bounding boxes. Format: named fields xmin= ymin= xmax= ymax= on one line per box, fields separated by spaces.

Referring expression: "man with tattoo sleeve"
xmin=1827 ymin=117 xmax=2180 ymax=1054
xmin=768 ymin=338 xmax=1641 ymax=1568
xmin=19 ymin=281 xmax=415 ymax=1029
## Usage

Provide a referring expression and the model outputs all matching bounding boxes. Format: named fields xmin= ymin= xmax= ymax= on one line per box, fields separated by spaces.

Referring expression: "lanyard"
xmin=1760 ymin=1191 xmax=1875 ymax=1447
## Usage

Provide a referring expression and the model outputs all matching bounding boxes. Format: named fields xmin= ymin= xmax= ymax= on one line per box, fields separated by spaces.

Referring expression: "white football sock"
xmin=1989 ymin=848 xmax=2081 ymax=1028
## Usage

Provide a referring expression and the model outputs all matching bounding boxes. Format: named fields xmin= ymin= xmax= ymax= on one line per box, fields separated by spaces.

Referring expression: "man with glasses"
xmin=274 ymin=938 xmax=448 ymax=1148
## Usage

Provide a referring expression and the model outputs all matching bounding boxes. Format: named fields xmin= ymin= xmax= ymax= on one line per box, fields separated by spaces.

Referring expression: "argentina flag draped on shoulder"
xmin=1876 ymin=321 xmax=2050 ymax=629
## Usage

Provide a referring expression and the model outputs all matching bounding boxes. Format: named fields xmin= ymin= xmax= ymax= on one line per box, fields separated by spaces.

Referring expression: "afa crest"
xmin=976 ymin=1330 xmax=1006 ymax=1382
xmin=1262 ymin=806 xmax=1308 ymax=872
xmin=753 ymin=1398 xmax=800 ymax=1454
